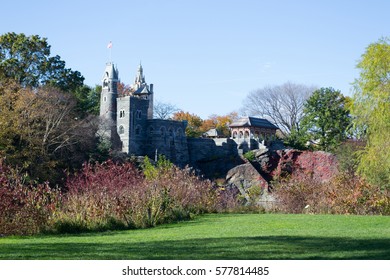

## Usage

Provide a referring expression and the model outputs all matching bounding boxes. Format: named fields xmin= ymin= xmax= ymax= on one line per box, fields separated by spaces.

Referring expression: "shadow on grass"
xmin=1 ymin=235 xmax=390 ymax=260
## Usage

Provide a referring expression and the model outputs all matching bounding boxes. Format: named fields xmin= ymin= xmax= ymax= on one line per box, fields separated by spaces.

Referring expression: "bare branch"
xmin=153 ymin=101 xmax=180 ymax=119
xmin=242 ymin=82 xmax=316 ymax=135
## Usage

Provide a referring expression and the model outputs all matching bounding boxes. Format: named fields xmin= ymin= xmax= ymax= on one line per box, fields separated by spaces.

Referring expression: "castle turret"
xmin=131 ymin=63 xmax=154 ymax=119
xmin=99 ymin=62 xmax=119 ymax=146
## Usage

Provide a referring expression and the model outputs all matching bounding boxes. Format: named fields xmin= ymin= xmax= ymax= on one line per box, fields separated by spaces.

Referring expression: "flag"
xmin=107 ymin=41 xmax=112 ymax=49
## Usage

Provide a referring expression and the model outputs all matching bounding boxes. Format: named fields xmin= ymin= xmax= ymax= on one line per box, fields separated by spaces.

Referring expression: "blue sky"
xmin=1 ymin=0 xmax=389 ymax=118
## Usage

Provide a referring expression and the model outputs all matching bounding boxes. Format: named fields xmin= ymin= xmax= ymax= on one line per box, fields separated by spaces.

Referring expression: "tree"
xmin=154 ymin=101 xmax=180 ymax=119
xmin=301 ymin=87 xmax=351 ymax=152
xmin=242 ymin=82 xmax=316 ymax=136
xmin=200 ymin=112 xmax=238 ymax=137
xmin=352 ymin=38 xmax=390 ymax=188
xmin=0 ymin=32 xmax=84 ymax=92
xmin=0 ymin=82 xmax=97 ymax=183
xmin=73 ymin=84 xmax=101 ymax=116
xmin=117 ymin=82 xmax=132 ymax=96
xmin=172 ymin=111 xmax=203 ymax=137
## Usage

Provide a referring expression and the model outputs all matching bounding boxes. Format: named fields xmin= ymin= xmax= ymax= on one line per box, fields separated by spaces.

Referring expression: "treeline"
xmin=0 ymin=32 xmax=106 ymax=184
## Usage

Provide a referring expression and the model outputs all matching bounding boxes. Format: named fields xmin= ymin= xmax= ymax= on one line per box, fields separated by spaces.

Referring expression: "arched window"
xmin=135 ymin=125 xmax=141 ymax=135
xmin=233 ymin=131 xmax=238 ymax=139
xmin=239 ymin=131 xmax=243 ymax=138
xmin=244 ymin=131 xmax=250 ymax=138
xmin=160 ymin=126 xmax=166 ymax=136
xmin=168 ymin=128 xmax=173 ymax=136
xmin=136 ymin=110 xmax=142 ymax=119
xmin=148 ymin=126 xmax=154 ymax=135
xmin=119 ymin=110 xmax=125 ymax=118
xmin=119 ymin=125 xmax=124 ymax=134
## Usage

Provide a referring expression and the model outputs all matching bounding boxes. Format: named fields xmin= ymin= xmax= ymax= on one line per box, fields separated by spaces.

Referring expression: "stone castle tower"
xmin=99 ymin=62 xmax=120 ymax=148
xmin=131 ymin=63 xmax=154 ymax=119
xmin=99 ymin=62 xmax=189 ymax=165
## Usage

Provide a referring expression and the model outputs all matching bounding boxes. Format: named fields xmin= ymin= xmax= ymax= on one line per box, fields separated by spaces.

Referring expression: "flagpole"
xmin=107 ymin=41 xmax=113 ymax=63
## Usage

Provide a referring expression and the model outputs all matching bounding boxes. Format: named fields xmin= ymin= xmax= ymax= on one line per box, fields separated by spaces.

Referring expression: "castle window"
xmin=168 ymin=128 xmax=173 ymax=137
xmin=103 ymin=96 xmax=107 ymax=102
xmin=136 ymin=110 xmax=142 ymax=119
xmin=135 ymin=125 xmax=141 ymax=135
xmin=160 ymin=127 xmax=166 ymax=136
xmin=119 ymin=125 xmax=124 ymax=134
xmin=119 ymin=110 xmax=125 ymax=118
xmin=148 ymin=126 xmax=154 ymax=135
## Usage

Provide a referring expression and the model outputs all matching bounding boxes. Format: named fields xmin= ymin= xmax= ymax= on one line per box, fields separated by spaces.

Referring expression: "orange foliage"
xmin=200 ymin=112 xmax=239 ymax=137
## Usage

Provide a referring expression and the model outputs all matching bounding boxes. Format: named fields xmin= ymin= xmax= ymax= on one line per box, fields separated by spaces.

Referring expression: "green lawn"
xmin=1 ymin=214 xmax=389 ymax=259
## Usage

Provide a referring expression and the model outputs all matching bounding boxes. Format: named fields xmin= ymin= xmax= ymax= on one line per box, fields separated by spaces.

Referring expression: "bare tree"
xmin=153 ymin=101 xmax=180 ymax=119
xmin=242 ymin=82 xmax=316 ymax=135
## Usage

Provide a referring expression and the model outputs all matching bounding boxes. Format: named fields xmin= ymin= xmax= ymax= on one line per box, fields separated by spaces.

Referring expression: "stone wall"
xmin=187 ymin=138 xmax=244 ymax=178
xmin=187 ymin=138 xmax=239 ymax=163
xmin=144 ymin=119 xmax=189 ymax=166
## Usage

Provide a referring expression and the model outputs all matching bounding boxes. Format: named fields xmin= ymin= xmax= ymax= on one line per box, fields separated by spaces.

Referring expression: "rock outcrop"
xmin=225 ymin=148 xmax=339 ymax=206
xmin=226 ymin=162 xmax=269 ymax=194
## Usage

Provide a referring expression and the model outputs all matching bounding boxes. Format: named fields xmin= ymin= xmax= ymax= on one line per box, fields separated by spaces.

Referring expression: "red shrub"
xmin=273 ymin=172 xmax=390 ymax=215
xmin=57 ymin=160 xmax=217 ymax=232
xmin=0 ymin=160 xmax=61 ymax=235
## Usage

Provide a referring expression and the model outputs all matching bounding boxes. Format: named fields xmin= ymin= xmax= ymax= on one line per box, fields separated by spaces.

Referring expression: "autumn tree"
xmin=242 ymin=82 xmax=316 ymax=136
xmin=172 ymin=111 xmax=203 ymax=137
xmin=0 ymin=32 xmax=84 ymax=92
xmin=200 ymin=112 xmax=238 ymax=137
xmin=0 ymin=82 xmax=97 ymax=183
xmin=117 ymin=82 xmax=132 ymax=96
xmin=301 ymin=87 xmax=351 ymax=152
xmin=352 ymin=38 xmax=390 ymax=188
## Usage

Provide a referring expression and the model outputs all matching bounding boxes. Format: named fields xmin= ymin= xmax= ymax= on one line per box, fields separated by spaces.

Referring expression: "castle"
xmin=99 ymin=62 xmax=278 ymax=167
xmin=99 ymin=62 xmax=189 ymax=165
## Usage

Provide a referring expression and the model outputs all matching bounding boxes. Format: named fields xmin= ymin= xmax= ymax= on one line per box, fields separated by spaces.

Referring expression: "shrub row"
xmin=53 ymin=158 xmax=217 ymax=233
xmin=3 ymin=156 xmax=389 ymax=236
xmin=1 ymin=158 xmax=232 ymax=235
xmin=273 ymin=173 xmax=390 ymax=215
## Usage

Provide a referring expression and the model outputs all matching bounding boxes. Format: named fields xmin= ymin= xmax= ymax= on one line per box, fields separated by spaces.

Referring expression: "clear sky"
xmin=1 ymin=0 xmax=389 ymax=118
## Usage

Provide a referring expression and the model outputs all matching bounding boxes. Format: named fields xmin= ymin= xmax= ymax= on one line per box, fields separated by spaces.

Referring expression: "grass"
xmin=0 ymin=213 xmax=390 ymax=259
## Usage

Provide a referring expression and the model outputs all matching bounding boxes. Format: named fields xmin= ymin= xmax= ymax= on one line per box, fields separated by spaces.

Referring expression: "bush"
xmin=52 ymin=160 xmax=145 ymax=232
xmin=141 ymin=156 xmax=216 ymax=225
xmin=273 ymin=173 xmax=390 ymax=215
xmin=212 ymin=186 xmax=241 ymax=213
xmin=334 ymin=140 xmax=365 ymax=175
xmin=243 ymin=151 xmax=255 ymax=161
xmin=52 ymin=159 xmax=217 ymax=233
xmin=0 ymin=160 xmax=61 ymax=235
